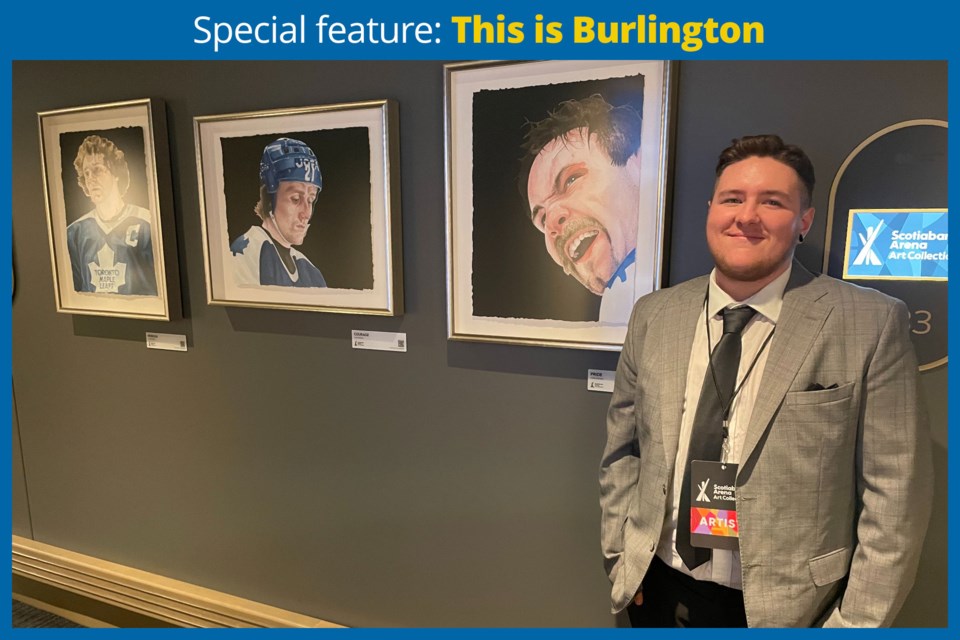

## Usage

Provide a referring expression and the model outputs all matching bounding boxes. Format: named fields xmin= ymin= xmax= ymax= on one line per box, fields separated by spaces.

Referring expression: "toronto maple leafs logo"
xmin=88 ymin=244 xmax=127 ymax=294
xmin=231 ymin=235 xmax=250 ymax=256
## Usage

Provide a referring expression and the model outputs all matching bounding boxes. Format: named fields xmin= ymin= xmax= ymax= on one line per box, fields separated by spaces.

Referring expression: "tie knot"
xmin=722 ymin=306 xmax=756 ymax=334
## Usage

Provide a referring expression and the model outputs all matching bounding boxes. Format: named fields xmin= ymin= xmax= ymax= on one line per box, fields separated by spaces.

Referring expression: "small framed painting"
xmin=195 ymin=100 xmax=403 ymax=315
xmin=38 ymin=98 xmax=179 ymax=320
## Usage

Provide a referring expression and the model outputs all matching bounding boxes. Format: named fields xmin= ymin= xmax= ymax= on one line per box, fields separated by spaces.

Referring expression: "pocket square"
xmin=804 ymin=382 xmax=839 ymax=391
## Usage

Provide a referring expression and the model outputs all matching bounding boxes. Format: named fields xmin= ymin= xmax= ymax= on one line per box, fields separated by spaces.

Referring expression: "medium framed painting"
xmin=445 ymin=60 xmax=675 ymax=350
xmin=38 ymin=98 xmax=180 ymax=320
xmin=195 ymin=100 xmax=403 ymax=315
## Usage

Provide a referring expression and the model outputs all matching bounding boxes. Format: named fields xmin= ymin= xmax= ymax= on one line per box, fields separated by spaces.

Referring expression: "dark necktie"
xmin=676 ymin=305 xmax=757 ymax=570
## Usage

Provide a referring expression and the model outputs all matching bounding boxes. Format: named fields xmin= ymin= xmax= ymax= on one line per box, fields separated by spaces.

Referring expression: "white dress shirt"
xmin=655 ymin=265 xmax=792 ymax=589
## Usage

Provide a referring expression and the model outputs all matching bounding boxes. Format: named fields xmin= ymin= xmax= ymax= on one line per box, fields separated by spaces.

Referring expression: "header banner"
xmin=3 ymin=0 xmax=955 ymax=60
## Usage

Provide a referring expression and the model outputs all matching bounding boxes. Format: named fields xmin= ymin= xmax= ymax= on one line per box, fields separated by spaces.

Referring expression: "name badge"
xmin=690 ymin=460 xmax=739 ymax=550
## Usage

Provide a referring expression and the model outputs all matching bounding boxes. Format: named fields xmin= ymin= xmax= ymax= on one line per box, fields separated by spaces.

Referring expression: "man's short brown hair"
xmin=715 ymin=134 xmax=815 ymax=209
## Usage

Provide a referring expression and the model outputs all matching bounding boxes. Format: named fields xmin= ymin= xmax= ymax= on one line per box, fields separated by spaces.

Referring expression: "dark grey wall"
xmin=11 ymin=60 xmax=947 ymax=627
xmin=12 ymin=393 xmax=32 ymax=539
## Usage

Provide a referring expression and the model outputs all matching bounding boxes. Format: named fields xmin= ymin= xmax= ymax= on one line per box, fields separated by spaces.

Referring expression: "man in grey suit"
xmin=599 ymin=134 xmax=932 ymax=627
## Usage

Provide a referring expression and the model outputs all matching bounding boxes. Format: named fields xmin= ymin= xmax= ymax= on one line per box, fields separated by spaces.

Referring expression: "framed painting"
xmin=445 ymin=60 xmax=675 ymax=350
xmin=38 ymin=98 xmax=179 ymax=320
xmin=195 ymin=100 xmax=402 ymax=315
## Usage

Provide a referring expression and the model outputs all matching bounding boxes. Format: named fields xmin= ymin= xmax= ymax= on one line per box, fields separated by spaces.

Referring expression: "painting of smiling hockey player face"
xmin=469 ymin=73 xmax=649 ymax=323
xmin=445 ymin=60 xmax=671 ymax=349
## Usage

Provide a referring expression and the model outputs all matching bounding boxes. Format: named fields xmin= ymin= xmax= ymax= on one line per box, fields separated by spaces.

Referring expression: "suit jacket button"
xmin=662 ymin=484 xmax=667 ymax=495
xmin=649 ymin=544 xmax=655 ymax=552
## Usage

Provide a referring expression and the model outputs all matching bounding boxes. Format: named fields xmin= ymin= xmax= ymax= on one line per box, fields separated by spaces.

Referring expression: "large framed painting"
xmin=38 ymin=98 xmax=180 ymax=320
xmin=195 ymin=100 xmax=402 ymax=315
xmin=445 ymin=60 xmax=675 ymax=350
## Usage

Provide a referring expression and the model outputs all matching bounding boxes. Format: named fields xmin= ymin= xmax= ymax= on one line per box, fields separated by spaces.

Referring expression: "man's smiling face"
xmin=706 ymin=155 xmax=814 ymax=292
xmin=526 ymin=128 xmax=641 ymax=295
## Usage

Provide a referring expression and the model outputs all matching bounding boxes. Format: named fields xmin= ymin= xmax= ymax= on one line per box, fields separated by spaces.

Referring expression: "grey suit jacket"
xmin=599 ymin=263 xmax=933 ymax=627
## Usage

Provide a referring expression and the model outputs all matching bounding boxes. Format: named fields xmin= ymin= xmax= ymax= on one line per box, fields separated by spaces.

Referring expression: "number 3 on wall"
xmin=909 ymin=309 xmax=932 ymax=335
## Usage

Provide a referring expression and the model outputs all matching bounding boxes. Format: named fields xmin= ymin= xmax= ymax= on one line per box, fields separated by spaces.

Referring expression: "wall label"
xmin=352 ymin=329 xmax=407 ymax=352
xmin=146 ymin=332 xmax=187 ymax=352
xmin=587 ymin=369 xmax=615 ymax=393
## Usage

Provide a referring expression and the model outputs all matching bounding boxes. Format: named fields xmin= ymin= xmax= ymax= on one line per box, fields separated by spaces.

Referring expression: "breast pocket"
xmin=784 ymin=381 xmax=856 ymax=407
xmin=781 ymin=381 xmax=856 ymax=443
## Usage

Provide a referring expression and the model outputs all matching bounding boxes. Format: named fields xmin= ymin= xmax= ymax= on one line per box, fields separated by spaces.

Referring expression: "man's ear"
xmin=800 ymin=207 xmax=815 ymax=236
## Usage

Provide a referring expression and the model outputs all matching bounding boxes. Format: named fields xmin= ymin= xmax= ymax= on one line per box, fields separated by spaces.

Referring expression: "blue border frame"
xmin=3 ymin=0 xmax=955 ymax=635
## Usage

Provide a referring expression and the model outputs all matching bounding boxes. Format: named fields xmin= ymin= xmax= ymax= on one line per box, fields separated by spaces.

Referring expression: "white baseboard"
xmin=12 ymin=536 xmax=344 ymax=628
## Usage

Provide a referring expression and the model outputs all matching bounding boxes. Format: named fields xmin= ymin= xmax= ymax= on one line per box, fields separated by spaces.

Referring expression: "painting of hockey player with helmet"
xmin=229 ymin=137 xmax=340 ymax=289
xmin=195 ymin=101 xmax=403 ymax=315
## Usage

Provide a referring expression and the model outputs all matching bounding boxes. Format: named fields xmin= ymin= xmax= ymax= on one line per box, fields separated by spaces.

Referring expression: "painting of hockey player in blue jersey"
xmin=230 ymin=138 xmax=327 ymax=288
xmin=67 ymin=135 xmax=158 ymax=295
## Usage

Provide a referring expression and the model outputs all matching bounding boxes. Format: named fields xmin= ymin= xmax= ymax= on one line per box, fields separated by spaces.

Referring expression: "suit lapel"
xmin=661 ymin=279 xmax=707 ymax=467
xmin=739 ymin=264 xmax=834 ymax=466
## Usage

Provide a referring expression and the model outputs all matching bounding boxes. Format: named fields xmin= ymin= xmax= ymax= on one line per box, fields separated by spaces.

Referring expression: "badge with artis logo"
xmin=690 ymin=460 xmax=739 ymax=550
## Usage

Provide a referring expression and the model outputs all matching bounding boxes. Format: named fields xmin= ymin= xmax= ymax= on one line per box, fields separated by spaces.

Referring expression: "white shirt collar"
xmin=707 ymin=264 xmax=792 ymax=324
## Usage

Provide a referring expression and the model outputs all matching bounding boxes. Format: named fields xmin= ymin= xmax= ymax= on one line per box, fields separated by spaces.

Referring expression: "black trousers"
xmin=627 ymin=555 xmax=747 ymax=628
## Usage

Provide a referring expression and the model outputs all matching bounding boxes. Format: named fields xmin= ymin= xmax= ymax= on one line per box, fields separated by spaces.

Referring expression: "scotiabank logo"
xmin=852 ymin=220 xmax=884 ymax=267
xmin=844 ymin=209 xmax=948 ymax=281
xmin=696 ymin=479 xmax=710 ymax=503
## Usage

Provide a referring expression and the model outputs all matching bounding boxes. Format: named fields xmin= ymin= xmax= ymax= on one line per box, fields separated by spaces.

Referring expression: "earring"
xmin=798 ymin=233 xmax=805 ymax=244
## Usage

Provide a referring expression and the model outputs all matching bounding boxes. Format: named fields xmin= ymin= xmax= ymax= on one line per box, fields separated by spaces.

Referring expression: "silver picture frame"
xmin=444 ymin=60 xmax=675 ymax=350
xmin=38 ymin=98 xmax=180 ymax=320
xmin=195 ymin=100 xmax=403 ymax=316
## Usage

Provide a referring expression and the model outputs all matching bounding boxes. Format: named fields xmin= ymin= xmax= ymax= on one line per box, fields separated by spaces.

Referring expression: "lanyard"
xmin=703 ymin=290 xmax=776 ymax=458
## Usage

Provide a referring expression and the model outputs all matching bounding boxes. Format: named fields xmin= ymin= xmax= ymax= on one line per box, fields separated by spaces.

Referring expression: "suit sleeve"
xmin=824 ymin=299 xmax=933 ymax=627
xmin=599 ymin=302 xmax=644 ymax=587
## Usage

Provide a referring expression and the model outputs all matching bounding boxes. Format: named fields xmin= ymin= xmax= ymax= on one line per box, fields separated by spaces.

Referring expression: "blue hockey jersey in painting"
xmin=66 ymin=204 xmax=158 ymax=296
xmin=230 ymin=225 xmax=326 ymax=288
